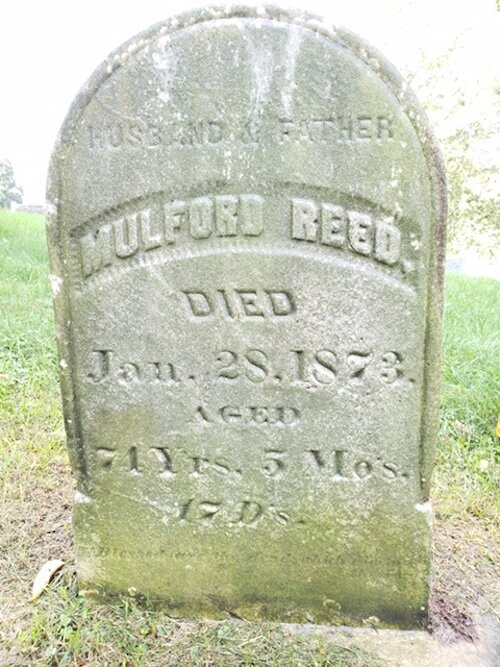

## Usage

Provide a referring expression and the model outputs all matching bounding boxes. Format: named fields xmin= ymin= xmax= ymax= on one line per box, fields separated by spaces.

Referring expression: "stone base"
xmin=74 ymin=491 xmax=432 ymax=629
xmin=285 ymin=614 xmax=499 ymax=667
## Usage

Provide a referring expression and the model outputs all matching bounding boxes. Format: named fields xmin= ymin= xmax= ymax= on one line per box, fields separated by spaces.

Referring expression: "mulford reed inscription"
xmin=79 ymin=196 xmax=402 ymax=279
xmin=47 ymin=7 xmax=446 ymax=628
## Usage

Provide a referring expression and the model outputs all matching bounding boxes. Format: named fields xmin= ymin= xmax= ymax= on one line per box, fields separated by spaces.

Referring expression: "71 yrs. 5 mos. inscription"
xmin=47 ymin=7 xmax=446 ymax=628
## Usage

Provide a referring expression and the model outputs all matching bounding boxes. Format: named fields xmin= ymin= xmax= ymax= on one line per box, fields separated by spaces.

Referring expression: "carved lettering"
xmin=217 ymin=405 xmax=300 ymax=426
xmin=176 ymin=498 xmax=293 ymax=526
xmin=184 ymin=291 xmax=212 ymax=316
xmin=114 ymin=214 xmax=140 ymax=258
xmin=164 ymin=200 xmax=185 ymax=243
xmin=290 ymin=349 xmax=402 ymax=388
xmin=262 ymin=450 xmax=285 ymax=477
xmin=79 ymin=195 xmax=265 ymax=278
xmin=129 ymin=446 xmax=140 ymax=474
xmin=235 ymin=501 xmax=263 ymax=524
xmin=320 ymin=204 xmax=345 ymax=247
xmin=80 ymin=224 xmax=113 ymax=277
xmin=87 ymin=114 xmax=393 ymax=151
xmin=78 ymin=194 xmax=410 ymax=281
xmin=183 ymin=289 xmax=295 ymax=319
xmin=85 ymin=351 xmax=179 ymax=385
xmin=278 ymin=115 xmax=394 ymax=144
xmin=87 ymin=349 xmax=112 ymax=382
xmin=151 ymin=447 xmax=176 ymax=477
xmin=306 ymin=449 xmax=407 ymax=483
xmin=87 ymin=120 xmax=225 ymax=149
xmin=189 ymin=197 xmax=212 ymax=239
xmin=140 ymin=208 xmax=163 ymax=250
xmin=84 ymin=348 xmax=406 ymax=393
xmin=291 ymin=198 xmax=401 ymax=267
xmin=92 ymin=444 xmax=409 ymax=485
xmin=291 ymin=198 xmax=318 ymax=241
xmin=165 ymin=194 xmax=264 ymax=243
xmin=348 ymin=211 xmax=372 ymax=256
xmin=374 ymin=220 xmax=401 ymax=266
xmin=95 ymin=448 xmax=116 ymax=469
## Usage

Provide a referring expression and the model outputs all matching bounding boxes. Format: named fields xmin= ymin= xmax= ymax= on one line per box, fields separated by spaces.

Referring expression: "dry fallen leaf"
xmin=30 ymin=559 xmax=64 ymax=601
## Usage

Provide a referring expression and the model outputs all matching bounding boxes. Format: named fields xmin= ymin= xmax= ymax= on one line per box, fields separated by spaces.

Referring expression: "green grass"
xmin=0 ymin=210 xmax=56 ymax=380
xmin=18 ymin=572 xmax=381 ymax=667
xmin=0 ymin=211 xmax=63 ymax=483
xmin=0 ymin=210 xmax=498 ymax=665
xmin=434 ymin=273 xmax=500 ymax=520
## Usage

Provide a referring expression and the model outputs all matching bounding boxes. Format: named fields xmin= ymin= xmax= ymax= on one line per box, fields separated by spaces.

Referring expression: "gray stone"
xmin=46 ymin=6 xmax=447 ymax=628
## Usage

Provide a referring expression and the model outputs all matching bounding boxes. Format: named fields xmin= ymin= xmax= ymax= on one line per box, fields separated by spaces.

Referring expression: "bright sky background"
xmin=1 ymin=0 xmax=497 ymax=203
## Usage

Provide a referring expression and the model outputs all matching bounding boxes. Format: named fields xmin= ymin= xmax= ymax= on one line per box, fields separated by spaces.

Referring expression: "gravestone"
xmin=47 ymin=6 xmax=446 ymax=628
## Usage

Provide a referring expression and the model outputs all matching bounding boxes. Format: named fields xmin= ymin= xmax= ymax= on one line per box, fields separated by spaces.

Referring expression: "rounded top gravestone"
xmin=47 ymin=6 xmax=447 ymax=628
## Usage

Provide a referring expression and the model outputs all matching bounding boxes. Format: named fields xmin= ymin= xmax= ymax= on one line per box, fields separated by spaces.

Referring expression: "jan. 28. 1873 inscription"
xmin=47 ymin=7 xmax=446 ymax=628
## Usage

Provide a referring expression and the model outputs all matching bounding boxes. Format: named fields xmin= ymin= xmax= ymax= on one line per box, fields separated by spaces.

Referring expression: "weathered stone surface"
xmin=47 ymin=6 xmax=447 ymax=628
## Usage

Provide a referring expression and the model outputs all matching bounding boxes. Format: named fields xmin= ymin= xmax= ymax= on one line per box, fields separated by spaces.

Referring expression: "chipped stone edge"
xmin=46 ymin=3 xmax=447 ymax=501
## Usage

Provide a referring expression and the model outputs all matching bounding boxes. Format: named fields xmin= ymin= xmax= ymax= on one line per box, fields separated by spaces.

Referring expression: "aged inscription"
xmin=48 ymin=7 xmax=446 ymax=628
